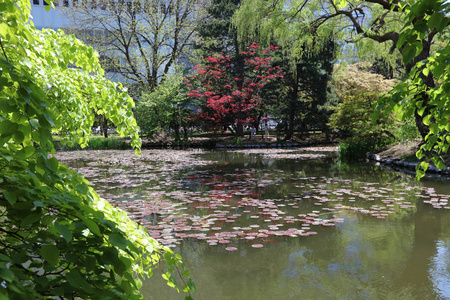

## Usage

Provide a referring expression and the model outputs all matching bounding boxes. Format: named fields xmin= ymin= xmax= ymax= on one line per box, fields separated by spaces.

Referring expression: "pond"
xmin=56 ymin=147 xmax=450 ymax=299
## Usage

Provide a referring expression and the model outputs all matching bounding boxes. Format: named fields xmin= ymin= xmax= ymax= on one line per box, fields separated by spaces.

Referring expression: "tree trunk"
xmin=234 ymin=32 xmax=245 ymax=137
xmin=286 ymin=65 xmax=299 ymax=140
xmin=173 ymin=124 xmax=180 ymax=142
xmin=102 ymin=115 xmax=108 ymax=138
xmin=405 ymin=40 xmax=435 ymax=141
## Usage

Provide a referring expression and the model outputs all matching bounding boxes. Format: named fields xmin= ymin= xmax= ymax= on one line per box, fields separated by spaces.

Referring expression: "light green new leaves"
xmin=0 ymin=0 xmax=192 ymax=298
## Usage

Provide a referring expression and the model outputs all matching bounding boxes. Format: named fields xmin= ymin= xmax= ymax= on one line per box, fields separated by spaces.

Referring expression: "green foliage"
xmin=330 ymin=63 xmax=398 ymax=145
xmin=54 ymin=136 xmax=132 ymax=150
xmin=396 ymin=119 xmax=421 ymax=142
xmin=0 ymin=1 xmax=192 ymax=298
xmin=194 ymin=0 xmax=241 ymax=58
xmin=373 ymin=0 xmax=450 ymax=180
xmin=338 ymin=138 xmax=395 ymax=160
xmin=264 ymin=40 xmax=336 ymax=139
xmin=135 ymin=69 xmax=193 ymax=142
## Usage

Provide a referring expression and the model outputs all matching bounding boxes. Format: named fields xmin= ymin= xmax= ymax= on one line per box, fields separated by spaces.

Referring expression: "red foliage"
xmin=186 ymin=45 xmax=283 ymax=133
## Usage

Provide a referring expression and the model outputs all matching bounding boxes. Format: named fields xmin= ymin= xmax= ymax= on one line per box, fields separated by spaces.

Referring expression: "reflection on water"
xmin=61 ymin=148 xmax=450 ymax=299
xmin=431 ymin=240 xmax=450 ymax=298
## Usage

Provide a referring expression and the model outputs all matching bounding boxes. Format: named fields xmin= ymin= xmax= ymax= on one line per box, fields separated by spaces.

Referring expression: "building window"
xmin=53 ymin=0 xmax=59 ymax=6
xmin=63 ymin=0 xmax=68 ymax=6
xmin=73 ymin=0 xmax=78 ymax=7
xmin=44 ymin=0 xmax=51 ymax=5
xmin=33 ymin=0 xmax=40 ymax=5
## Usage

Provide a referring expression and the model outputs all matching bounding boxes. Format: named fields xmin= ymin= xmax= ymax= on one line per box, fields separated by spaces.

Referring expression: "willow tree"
xmin=235 ymin=0 xmax=450 ymax=176
xmin=62 ymin=0 xmax=207 ymax=94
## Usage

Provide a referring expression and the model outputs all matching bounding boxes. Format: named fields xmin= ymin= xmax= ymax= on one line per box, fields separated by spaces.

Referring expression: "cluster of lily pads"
xmin=55 ymin=148 xmax=450 ymax=250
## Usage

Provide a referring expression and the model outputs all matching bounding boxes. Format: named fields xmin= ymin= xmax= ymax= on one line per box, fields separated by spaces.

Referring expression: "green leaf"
xmin=21 ymin=212 xmax=41 ymax=226
xmin=402 ymin=44 xmax=417 ymax=64
xmin=109 ymin=233 xmax=128 ymax=250
xmin=81 ymin=217 xmax=101 ymax=236
xmin=430 ymin=62 xmax=446 ymax=78
xmin=66 ymin=270 xmax=95 ymax=294
xmin=187 ymin=278 xmax=196 ymax=292
xmin=16 ymin=145 xmax=35 ymax=159
xmin=0 ymin=253 xmax=11 ymax=262
xmin=428 ymin=12 xmax=445 ymax=30
xmin=40 ymin=245 xmax=60 ymax=266
xmin=55 ymin=223 xmax=73 ymax=242
xmin=0 ymin=268 xmax=14 ymax=283
xmin=2 ymin=190 xmax=17 ymax=206
xmin=0 ymin=120 xmax=18 ymax=137
xmin=417 ymin=106 xmax=426 ymax=116
xmin=30 ymin=118 xmax=40 ymax=129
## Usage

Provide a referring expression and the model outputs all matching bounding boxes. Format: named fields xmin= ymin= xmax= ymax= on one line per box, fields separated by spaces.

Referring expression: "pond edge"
xmin=366 ymin=153 xmax=450 ymax=178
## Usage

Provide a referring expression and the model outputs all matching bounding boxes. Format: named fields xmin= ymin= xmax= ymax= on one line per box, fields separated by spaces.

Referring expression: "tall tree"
xmin=194 ymin=0 xmax=241 ymax=58
xmin=63 ymin=0 xmax=207 ymax=93
xmin=135 ymin=68 xmax=193 ymax=142
xmin=262 ymin=40 xmax=336 ymax=140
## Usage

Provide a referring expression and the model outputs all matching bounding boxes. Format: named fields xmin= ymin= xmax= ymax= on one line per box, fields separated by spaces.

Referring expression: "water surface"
xmin=59 ymin=148 xmax=450 ymax=299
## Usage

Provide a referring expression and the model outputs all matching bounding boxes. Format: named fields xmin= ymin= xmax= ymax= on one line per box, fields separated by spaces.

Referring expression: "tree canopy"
xmin=135 ymin=68 xmax=193 ymax=142
xmin=0 ymin=0 xmax=193 ymax=298
xmin=63 ymin=0 xmax=207 ymax=93
xmin=235 ymin=0 xmax=450 ymax=178
xmin=186 ymin=43 xmax=284 ymax=136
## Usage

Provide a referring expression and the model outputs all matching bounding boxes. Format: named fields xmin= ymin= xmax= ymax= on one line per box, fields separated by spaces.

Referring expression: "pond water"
xmin=58 ymin=147 xmax=450 ymax=299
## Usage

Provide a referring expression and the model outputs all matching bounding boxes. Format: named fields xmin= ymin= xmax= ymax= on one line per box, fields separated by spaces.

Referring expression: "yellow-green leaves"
xmin=334 ymin=0 xmax=348 ymax=9
xmin=0 ymin=0 xmax=191 ymax=298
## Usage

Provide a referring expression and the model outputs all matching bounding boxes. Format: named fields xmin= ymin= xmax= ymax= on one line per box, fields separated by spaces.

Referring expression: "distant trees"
xmin=278 ymin=40 xmax=336 ymax=140
xmin=194 ymin=0 xmax=242 ymax=59
xmin=234 ymin=0 xmax=441 ymax=138
xmin=63 ymin=0 xmax=207 ymax=94
xmin=235 ymin=0 xmax=450 ymax=176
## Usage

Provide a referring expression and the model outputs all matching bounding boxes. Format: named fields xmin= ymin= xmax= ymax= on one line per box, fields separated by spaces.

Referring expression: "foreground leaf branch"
xmin=0 ymin=0 xmax=193 ymax=298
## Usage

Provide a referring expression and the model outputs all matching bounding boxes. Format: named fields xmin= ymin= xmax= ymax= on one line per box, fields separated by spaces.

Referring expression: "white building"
xmin=30 ymin=0 xmax=73 ymax=30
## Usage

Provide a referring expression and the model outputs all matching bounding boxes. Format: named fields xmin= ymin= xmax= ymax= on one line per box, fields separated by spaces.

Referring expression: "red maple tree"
xmin=186 ymin=43 xmax=283 ymax=135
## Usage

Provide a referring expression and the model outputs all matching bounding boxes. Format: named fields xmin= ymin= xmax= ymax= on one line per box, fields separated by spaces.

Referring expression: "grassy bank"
xmin=53 ymin=135 xmax=132 ymax=151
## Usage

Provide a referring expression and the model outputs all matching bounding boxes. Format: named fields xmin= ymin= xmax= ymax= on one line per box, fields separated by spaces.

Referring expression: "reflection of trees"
xmin=70 ymin=149 xmax=450 ymax=299
xmin=393 ymin=202 xmax=442 ymax=298
xmin=142 ymin=208 xmax=447 ymax=299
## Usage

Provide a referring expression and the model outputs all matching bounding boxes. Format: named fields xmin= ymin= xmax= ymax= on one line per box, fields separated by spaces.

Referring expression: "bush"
xmin=339 ymin=137 xmax=395 ymax=160
xmin=54 ymin=136 xmax=132 ymax=150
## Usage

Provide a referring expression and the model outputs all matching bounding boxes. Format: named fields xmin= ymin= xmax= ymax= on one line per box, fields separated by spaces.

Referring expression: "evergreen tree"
xmin=265 ymin=40 xmax=336 ymax=140
xmin=194 ymin=0 xmax=241 ymax=58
